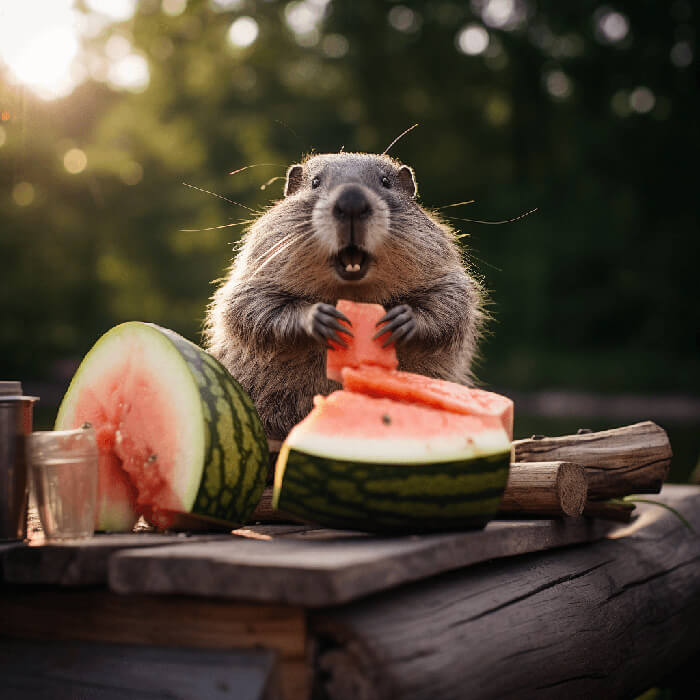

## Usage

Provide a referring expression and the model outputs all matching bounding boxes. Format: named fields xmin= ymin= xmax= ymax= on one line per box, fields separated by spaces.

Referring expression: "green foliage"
xmin=1 ymin=0 xmax=698 ymax=395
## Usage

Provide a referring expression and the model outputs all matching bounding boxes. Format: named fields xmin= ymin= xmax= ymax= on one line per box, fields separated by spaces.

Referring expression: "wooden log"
xmin=501 ymin=462 xmax=587 ymax=516
xmin=311 ymin=485 xmax=700 ymax=700
xmin=583 ymin=499 xmax=636 ymax=523
xmin=513 ymin=421 xmax=672 ymax=498
xmin=252 ymin=462 xmax=588 ymax=523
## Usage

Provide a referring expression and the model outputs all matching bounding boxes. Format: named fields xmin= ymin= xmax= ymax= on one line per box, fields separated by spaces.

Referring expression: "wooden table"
xmin=2 ymin=485 xmax=699 ymax=700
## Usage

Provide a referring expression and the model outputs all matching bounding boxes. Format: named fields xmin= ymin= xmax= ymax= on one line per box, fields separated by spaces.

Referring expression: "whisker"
xmin=274 ymin=119 xmax=305 ymax=149
xmin=249 ymin=232 xmax=307 ymax=278
xmin=182 ymin=182 xmax=258 ymax=213
xmin=260 ymin=175 xmax=286 ymax=191
xmin=229 ymin=163 xmax=282 ymax=176
xmin=179 ymin=220 xmax=253 ymax=232
xmin=446 ymin=208 xmax=538 ymax=225
xmin=382 ymin=123 xmax=419 ymax=156
xmin=435 ymin=200 xmax=475 ymax=210
xmin=249 ymin=232 xmax=296 ymax=265
xmin=466 ymin=252 xmax=503 ymax=273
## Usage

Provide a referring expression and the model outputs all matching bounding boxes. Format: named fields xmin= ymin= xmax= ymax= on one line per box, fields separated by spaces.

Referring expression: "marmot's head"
xmin=240 ymin=152 xmax=462 ymax=300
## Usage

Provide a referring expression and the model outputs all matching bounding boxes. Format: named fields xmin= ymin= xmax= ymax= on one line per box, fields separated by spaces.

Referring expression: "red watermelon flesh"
xmin=341 ymin=365 xmax=514 ymax=440
xmin=326 ymin=300 xmax=398 ymax=383
xmin=64 ymin=361 xmax=186 ymax=529
xmin=288 ymin=390 xmax=510 ymax=463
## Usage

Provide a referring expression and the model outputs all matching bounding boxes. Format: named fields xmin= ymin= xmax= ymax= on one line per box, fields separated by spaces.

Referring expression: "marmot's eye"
xmin=381 ymin=176 xmax=391 ymax=188
xmin=311 ymin=177 xmax=321 ymax=189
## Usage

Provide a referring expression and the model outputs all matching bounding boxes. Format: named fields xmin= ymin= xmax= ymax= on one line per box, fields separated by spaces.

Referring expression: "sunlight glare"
xmin=0 ymin=1 xmax=81 ymax=100
xmin=456 ymin=24 xmax=490 ymax=56
xmin=84 ymin=0 xmax=137 ymax=22
xmin=64 ymin=148 xmax=88 ymax=174
xmin=108 ymin=53 xmax=150 ymax=92
xmin=227 ymin=17 xmax=259 ymax=48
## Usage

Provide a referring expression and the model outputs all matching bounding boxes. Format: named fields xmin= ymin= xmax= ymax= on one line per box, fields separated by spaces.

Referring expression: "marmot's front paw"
xmin=374 ymin=304 xmax=417 ymax=347
xmin=305 ymin=303 xmax=353 ymax=349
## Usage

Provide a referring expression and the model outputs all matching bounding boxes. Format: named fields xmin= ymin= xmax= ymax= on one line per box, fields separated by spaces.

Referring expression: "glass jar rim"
xmin=26 ymin=426 xmax=98 ymax=460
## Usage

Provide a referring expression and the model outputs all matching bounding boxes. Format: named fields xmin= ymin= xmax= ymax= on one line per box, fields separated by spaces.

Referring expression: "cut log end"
xmin=556 ymin=462 xmax=589 ymax=516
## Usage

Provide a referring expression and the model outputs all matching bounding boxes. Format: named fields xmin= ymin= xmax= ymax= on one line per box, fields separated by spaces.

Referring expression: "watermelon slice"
xmin=273 ymin=390 xmax=511 ymax=532
xmin=326 ymin=300 xmax=397 ymax=383
xmin=55 ymin=322 xmax=268 ymax=531
xmin=341 ymin=365 xmax=514 ymax=439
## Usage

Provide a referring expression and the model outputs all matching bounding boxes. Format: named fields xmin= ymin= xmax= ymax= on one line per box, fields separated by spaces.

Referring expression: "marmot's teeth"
xmin=345 ymin=264 xmax=353 ymax=272
xmin=352 ymin=264 xmax=361 ymax=271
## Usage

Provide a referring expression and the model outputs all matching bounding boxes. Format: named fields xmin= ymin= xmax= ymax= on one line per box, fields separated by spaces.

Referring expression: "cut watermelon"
xmin=341 ymin=365 xmax=514 ymax=439
xmin=326 ymin=300 xmax=397 ymax=383
xmin=55 ymin=322 xmax=268 ymax=531
xmin=273 ymin=391 xmax=511 ymax=532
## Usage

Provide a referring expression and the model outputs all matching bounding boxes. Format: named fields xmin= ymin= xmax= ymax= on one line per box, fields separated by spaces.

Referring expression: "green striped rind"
xmin=274 ymin=448 xmax=510 ymax=533
xmin=153 ymin=325 xmax=268 ymax=525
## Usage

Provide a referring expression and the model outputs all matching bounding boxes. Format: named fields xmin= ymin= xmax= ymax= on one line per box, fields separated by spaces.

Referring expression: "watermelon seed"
xmin=382 ymin=414 xmax=392 ymax=425
xmin=147 ymin=454 xmax=158 ymax=463
xmin=81 ymin=422 xmax=92 ymax=429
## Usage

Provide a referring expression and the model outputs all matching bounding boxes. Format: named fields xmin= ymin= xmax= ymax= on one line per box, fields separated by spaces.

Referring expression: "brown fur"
xmin=204 ymin=152 xmax=484 ymax=439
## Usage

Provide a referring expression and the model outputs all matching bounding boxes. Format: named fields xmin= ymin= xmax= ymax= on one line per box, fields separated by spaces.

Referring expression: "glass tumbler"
xmin=26 ymin=427 xmax=98 ymax=540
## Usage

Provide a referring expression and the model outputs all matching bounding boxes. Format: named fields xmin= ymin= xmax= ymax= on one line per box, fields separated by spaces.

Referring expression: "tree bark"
xmin=513 ymin=421 xmax=671 ymax=498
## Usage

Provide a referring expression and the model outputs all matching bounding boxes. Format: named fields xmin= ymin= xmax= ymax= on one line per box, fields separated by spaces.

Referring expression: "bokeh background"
xmin=1 ymin=0 xmax=698 ymax=481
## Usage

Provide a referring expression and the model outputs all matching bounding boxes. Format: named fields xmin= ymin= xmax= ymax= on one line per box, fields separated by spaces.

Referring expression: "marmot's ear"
xmin=284 ymin=164 xmax=303 ymax=197
xmin=398 ymin=165 xmax=417 ymax=198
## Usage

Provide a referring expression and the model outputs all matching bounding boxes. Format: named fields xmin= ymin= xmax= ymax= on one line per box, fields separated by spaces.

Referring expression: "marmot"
xmin=204 ymin=152 xmax=484 ymax=440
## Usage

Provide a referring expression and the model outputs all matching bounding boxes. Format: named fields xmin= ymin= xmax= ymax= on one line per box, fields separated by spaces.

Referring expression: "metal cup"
xmin=0 ymin=381 xmax=39 ymax=541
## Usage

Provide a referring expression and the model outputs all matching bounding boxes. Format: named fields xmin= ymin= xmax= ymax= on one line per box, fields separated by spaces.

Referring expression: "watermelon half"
xmin=55 ymin=322 xmax=268 ymax=531
xmin=273 ymin=390 xmax=511 ymax=532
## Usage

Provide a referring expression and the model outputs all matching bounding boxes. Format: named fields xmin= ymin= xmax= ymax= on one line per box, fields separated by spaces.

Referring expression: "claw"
xmin=327 ymin=328 xmax=349 ymax=348
xmin=321 ymin=304 xmax=352 ymax=325
xmin=376 ymin=305 xmax=409 ymax=326
xmin=373 ymin=313 xmax=410 ymax=340
xmin=324 ymin=317 xmax=353 ymax=337
xmin=390 ymin=323 xmax=412 ymax=344
xmin=373 ymin=324 xmax=390 ymax=340
xmin=403 ymin=326 xmax=417 ymax=344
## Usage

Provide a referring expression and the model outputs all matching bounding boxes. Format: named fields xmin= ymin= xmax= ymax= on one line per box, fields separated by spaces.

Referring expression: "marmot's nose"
xmin=333 ymin=187 xmax=372 ymax=221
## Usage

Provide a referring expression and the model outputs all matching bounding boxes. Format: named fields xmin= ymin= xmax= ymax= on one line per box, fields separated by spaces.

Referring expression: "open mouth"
xmin=333 ymin=245 xmax=370 ymax=281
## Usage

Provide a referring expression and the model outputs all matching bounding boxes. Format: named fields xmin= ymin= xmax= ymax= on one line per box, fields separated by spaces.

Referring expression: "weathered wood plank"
xmin=1 ymin=532 xmax=228 ymax=586
xmin=513 ymin=421 xmax=671 ymax=498
xmin=109 ymin=516 xmax=615 ymax=607
xmin=0 ymin=590 xmax=309 ymax=700
xmin=312 ymin=484 xmax=700 ymax=700
xmin=0 ymin=638 xmax=281 ymax=700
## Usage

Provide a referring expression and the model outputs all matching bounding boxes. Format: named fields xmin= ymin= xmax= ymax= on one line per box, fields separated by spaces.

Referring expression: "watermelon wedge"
xmin=326 ymin=300 xmax=397 ymax=383
xmin=273 ymin=391 xmax=511 ymax=532
xmin=341 ymin=365 xmax=514 ymax=439
xmin=55 ymin=322 xmax=268 ymax=531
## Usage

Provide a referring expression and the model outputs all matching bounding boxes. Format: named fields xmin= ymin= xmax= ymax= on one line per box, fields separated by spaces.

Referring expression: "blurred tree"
xmin=1 ymin=0 xmax=698 ymax=394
